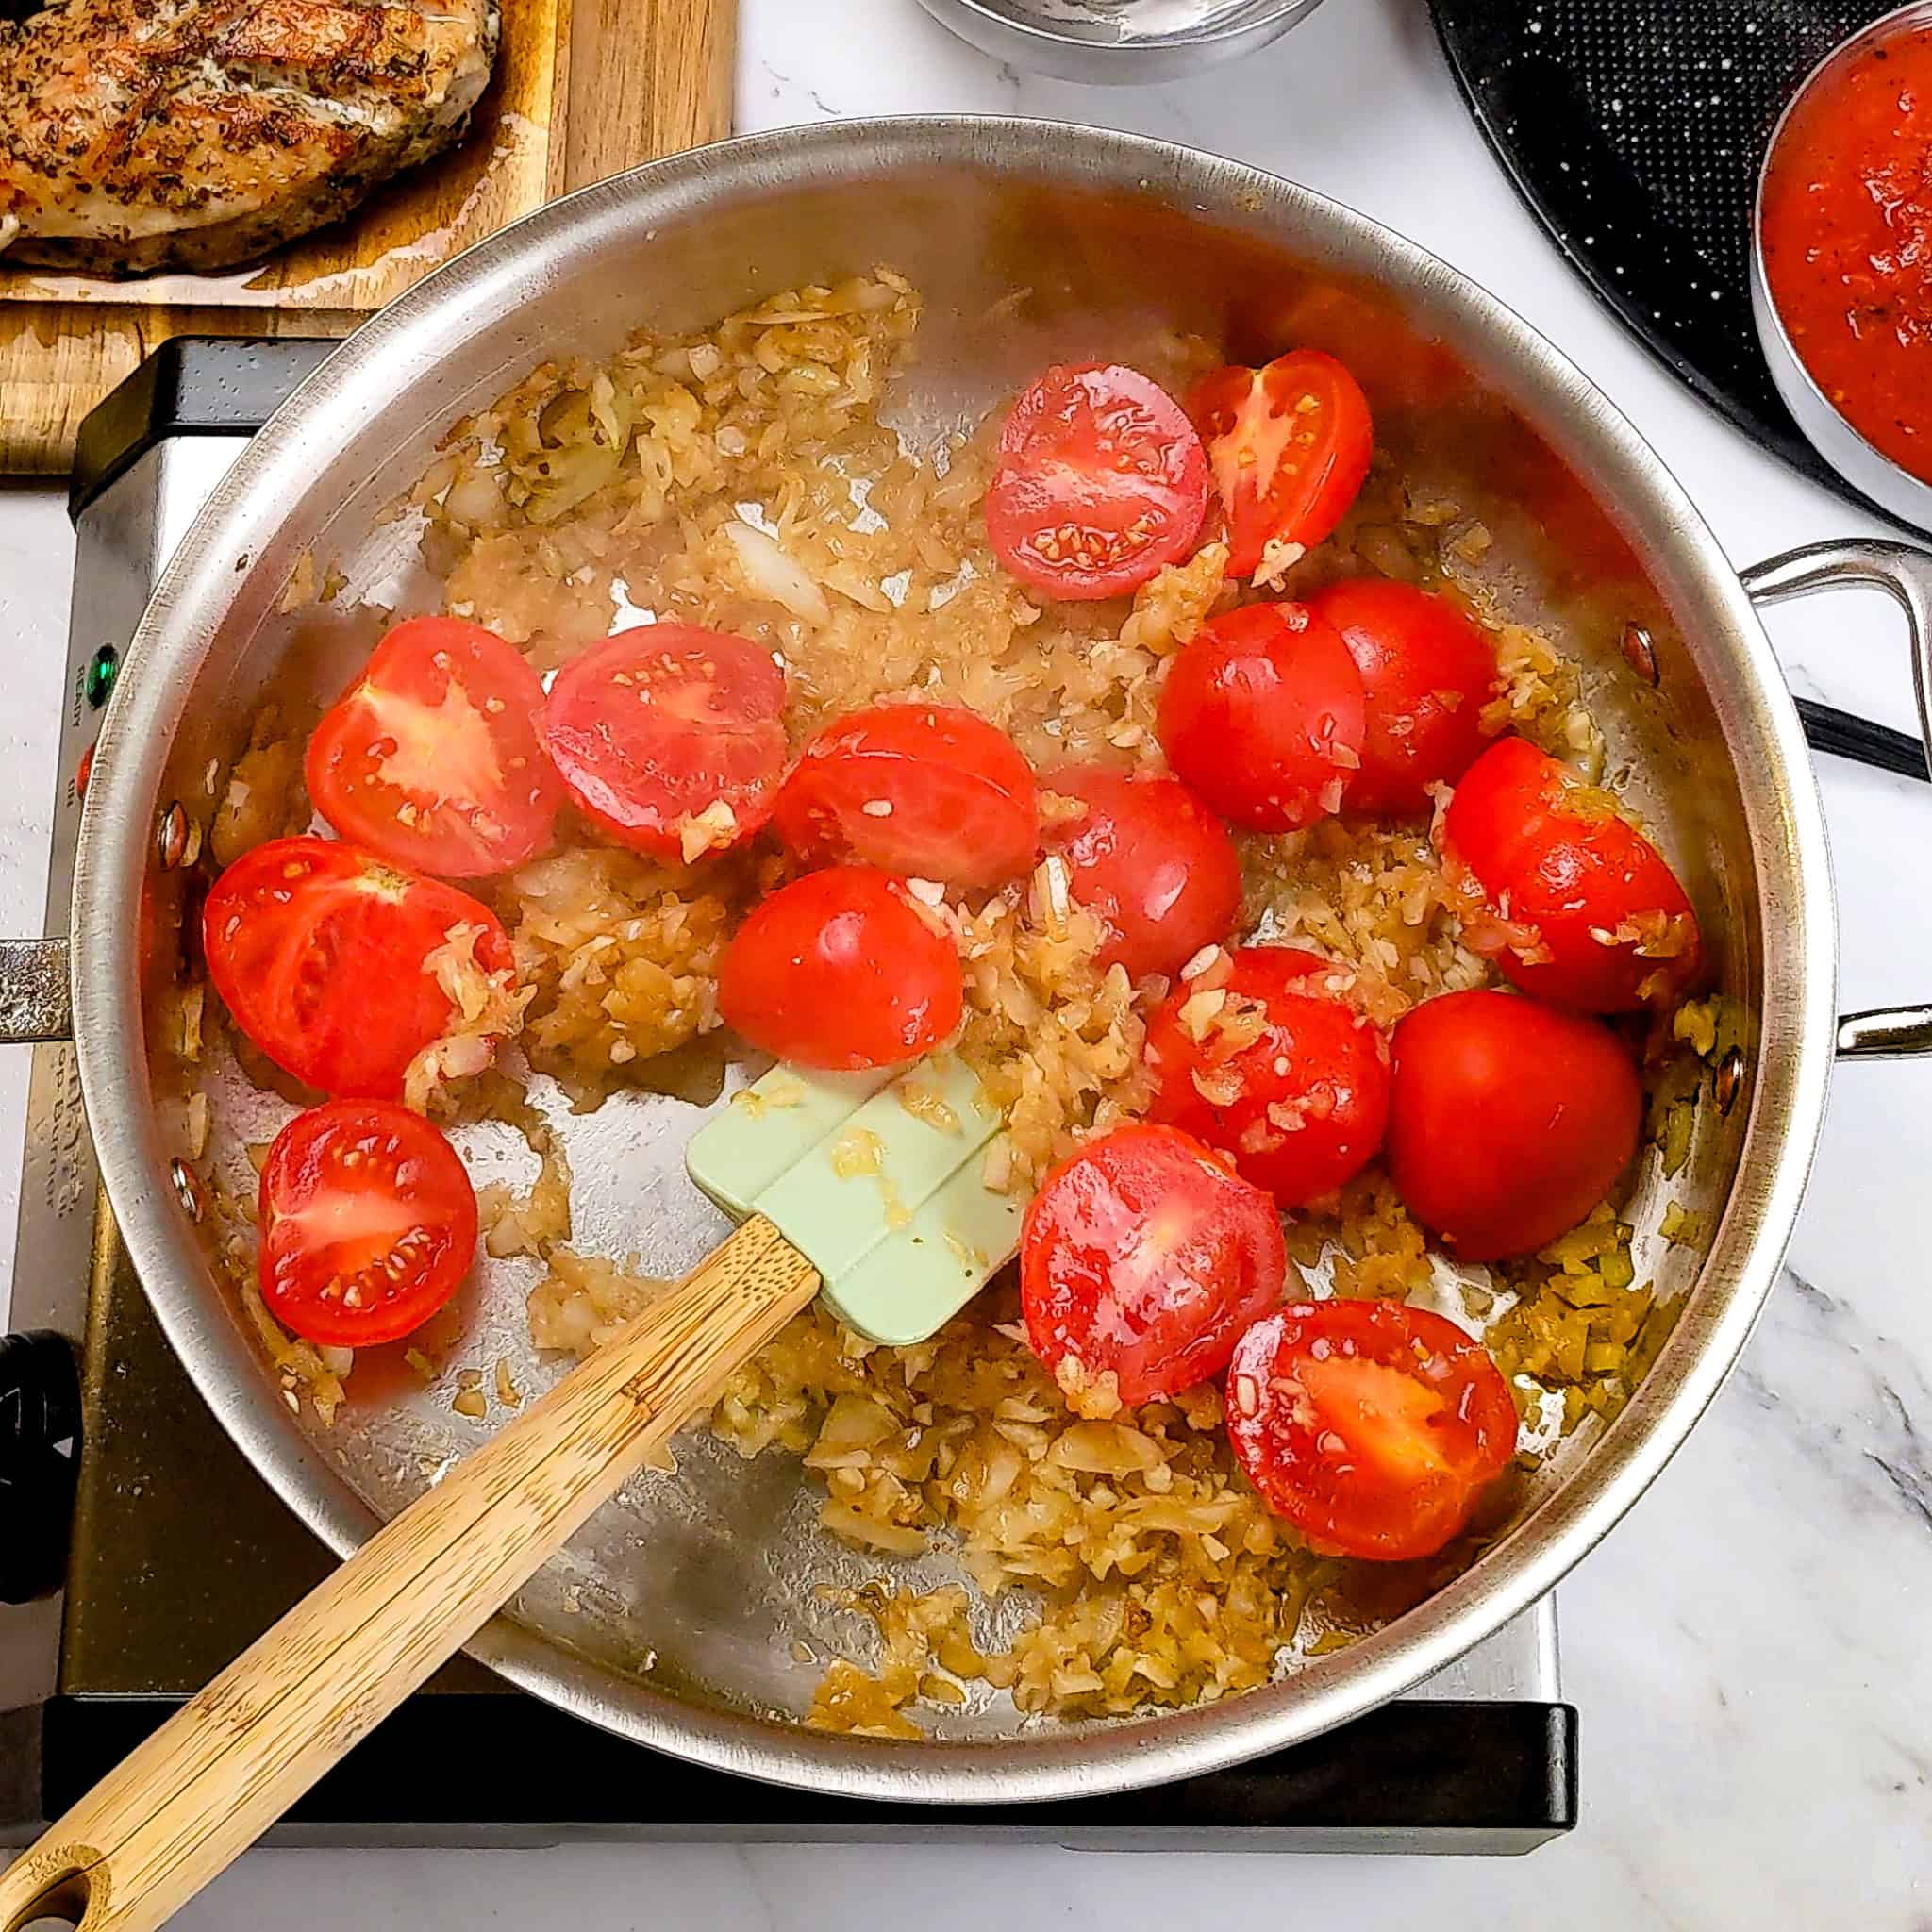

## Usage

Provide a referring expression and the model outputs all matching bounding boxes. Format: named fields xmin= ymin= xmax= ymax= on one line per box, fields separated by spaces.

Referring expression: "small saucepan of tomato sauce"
xmin=1754 ymin=3 xmax=1932 ymax=526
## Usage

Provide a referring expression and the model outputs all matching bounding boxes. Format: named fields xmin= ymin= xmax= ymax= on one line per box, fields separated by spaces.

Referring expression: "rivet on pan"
xmin=170 ymin=1158 xmax=204 ymax=1222
xmin=1714 ymin=1048 xmax=1746 ymax=1117
xmin=158 ymin=803 xmax=190 ymax=869
xmin=1621 ymin=622 xmax=1661 ymax=687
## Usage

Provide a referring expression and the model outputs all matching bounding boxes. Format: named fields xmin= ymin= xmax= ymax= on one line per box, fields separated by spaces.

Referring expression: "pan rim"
xmin=72 ymin=114 xmax=1837 ymax=1804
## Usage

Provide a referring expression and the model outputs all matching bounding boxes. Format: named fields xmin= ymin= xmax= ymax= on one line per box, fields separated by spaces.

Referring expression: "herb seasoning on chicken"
xmin=0 ymin=0 xmax=498 ymax=275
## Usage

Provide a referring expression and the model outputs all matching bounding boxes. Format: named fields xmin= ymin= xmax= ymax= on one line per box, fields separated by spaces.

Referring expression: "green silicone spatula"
xmin=685 ymin=1052 xmax=1025 ymax=1345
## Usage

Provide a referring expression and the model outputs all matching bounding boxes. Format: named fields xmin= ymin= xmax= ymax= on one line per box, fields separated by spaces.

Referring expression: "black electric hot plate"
xmin=1431 ymin=0 xmax=1908 ymax=525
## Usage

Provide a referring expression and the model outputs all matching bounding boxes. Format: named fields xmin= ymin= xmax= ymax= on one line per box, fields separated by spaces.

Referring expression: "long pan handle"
xmin=0 ymin=1216 xmax=818 ymax=1932
xmin=1796 ymin=695 xmax=1928 ymax=781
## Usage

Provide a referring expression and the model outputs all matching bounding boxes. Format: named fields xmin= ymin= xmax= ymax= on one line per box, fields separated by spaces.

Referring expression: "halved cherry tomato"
xmin=1041 ymin=765 xmax=1241 ymax=981
xmin=985 ymin=364 xmax=1210 ymax=600
xmin=717 ymin=866 xmax=962 ymax=1070
xmin=1441 ymin=737 xmax=1701 ymax=1012
xmin=1145 ymin=946 xmax=1391 ymax=1208
xmin=1225 ymin=1299 xmax=1519 ymax=1562
xmin=1386 ymin=989 xmax=1641 ymax=1261
xmin=1187 ymin=350 xmax=1374 ymax=580
xmin=202 ymin=836 xmax=514 ymax=1100
xmin=306 ymin=617 xmax=562 ymax=877
xmin=1307 ymin=579 xmax=1499 ymax=816
xmin=1157 ymin=602 xmax=1366 ymax=830
xmin=258 ymin=1099 xmax=477 ymax=1348
xmin=1021 ymin=1123 xmax=1286 ymax=1407
xmin=541 ymin=624 xmax=787 ymax=862
xmin=774 ymin=704 xmax=1039 ymax=888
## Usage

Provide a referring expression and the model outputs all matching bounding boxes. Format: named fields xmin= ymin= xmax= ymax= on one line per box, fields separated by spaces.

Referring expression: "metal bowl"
xmin=16 ymin=117 xmax=1932 ymax=1805
xmin=1751 ymin=2 xmax=1932 ymax=532
xmin=915 ymin=0 xmax=1327 ymax=84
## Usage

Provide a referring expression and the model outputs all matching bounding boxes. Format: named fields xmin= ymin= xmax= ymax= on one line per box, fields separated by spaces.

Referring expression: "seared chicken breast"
xmin=0 ymin=0 xmax=499 ymax=275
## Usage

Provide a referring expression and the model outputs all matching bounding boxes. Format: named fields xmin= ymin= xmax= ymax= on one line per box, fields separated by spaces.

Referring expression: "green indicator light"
xmin=86 ymin=644 xmax=119 ymax=709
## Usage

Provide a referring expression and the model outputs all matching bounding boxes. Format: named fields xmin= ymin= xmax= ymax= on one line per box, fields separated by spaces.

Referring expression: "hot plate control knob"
xmin=0 ymin=1330 xmax=82 ymax=1604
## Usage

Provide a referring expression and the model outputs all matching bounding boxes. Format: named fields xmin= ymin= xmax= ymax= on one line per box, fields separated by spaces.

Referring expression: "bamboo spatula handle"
xmin=0 ymin=1215 xmax=817 ymax=1932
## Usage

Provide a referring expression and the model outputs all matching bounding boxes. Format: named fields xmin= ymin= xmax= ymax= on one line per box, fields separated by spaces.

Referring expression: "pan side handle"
xmin=1742 ymin=538 xmax=1932 ymax=1061
xmin=0 ymin=937 xmax=72 ymax=1045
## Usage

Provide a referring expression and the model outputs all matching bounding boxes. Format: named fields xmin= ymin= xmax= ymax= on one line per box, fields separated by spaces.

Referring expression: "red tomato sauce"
xmin=1761 ymin=25 xmax=1932 ymax=482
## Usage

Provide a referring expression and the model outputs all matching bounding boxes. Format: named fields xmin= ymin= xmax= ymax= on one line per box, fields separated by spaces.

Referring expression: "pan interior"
xmin=110 ymin=130 xmax=1799 ymax=1778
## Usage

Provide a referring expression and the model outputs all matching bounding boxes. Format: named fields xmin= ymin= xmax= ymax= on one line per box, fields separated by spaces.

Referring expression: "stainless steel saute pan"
xmin=4 ymin=119 xmax=1929 ymax=1807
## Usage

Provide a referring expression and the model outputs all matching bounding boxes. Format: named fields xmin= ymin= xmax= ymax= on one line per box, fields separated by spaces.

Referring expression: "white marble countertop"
xmin=2 ymin=0 xmax=1928 ymax=1923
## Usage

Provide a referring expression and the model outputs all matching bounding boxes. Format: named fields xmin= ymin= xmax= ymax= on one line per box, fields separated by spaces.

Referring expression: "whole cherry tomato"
xmin=1387 ymin=989 xmax=1642 ymax=1260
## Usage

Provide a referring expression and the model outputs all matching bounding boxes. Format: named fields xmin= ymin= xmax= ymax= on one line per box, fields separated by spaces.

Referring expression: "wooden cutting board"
xmin=0 ymin=0 xmax=736 ymax=475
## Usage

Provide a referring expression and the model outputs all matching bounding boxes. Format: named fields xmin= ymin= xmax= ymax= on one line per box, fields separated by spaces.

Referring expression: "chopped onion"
xmin=724 ymin=520 xmax=830 ymax=625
